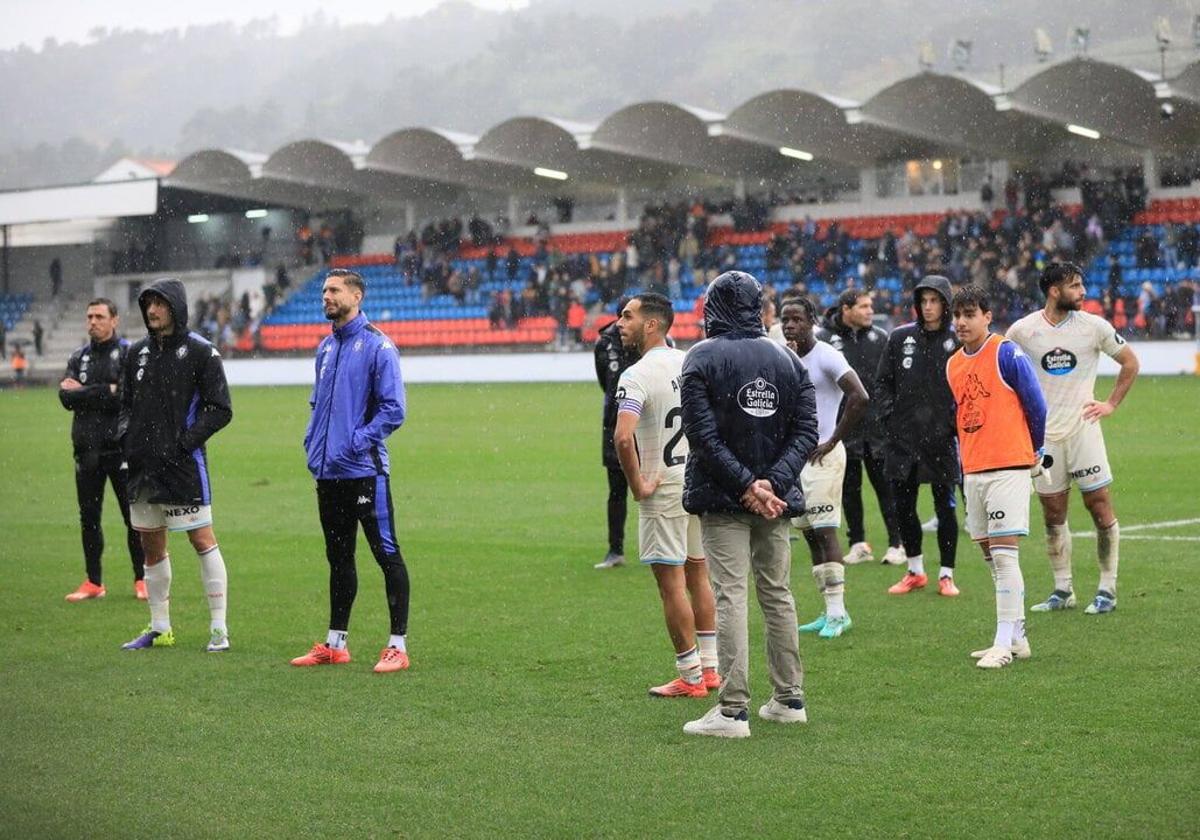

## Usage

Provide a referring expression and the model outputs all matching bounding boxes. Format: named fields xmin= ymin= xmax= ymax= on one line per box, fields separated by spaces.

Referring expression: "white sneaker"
xmin=974 ymin=645 xmax=1014 ymax=669
xmin=881 ymin=545 xmax=907 ymax=566
xmin=842 ymin=542 xmax=874 ymax=565
xmin=206 ymin=628 xmax=230 ymax=653
xmin=758 ymin=697 xmax=808 ymax=723
xmin=921 ymin=516 xmax=938 ymax=533
xmin=593 ymin=552 xmax=625 ymax=570
xmin=970 ymin=636 xmax=1031 ymax=660
xmin=683 ymin=705 xmax=750 ymax=738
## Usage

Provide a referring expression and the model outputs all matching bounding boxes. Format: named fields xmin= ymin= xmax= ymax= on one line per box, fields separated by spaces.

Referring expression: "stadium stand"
xmin=258 ymin=198 xmax=1198 ymax=353
xmin=1 ymin=293 xmax=33 ymax=331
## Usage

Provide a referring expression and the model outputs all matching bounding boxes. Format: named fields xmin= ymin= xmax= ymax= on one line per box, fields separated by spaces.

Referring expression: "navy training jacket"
xmin=304 ymin=312 xmax=407 ymax=480
xmin=681 ymin=271 xmax=819 ymax=517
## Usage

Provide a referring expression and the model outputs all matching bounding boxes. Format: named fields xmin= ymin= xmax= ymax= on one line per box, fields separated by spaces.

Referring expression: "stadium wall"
xmin=223 ymin=342 xmax=1198 ymax=386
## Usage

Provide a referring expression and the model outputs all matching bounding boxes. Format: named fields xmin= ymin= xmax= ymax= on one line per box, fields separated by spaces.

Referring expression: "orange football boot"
xmin=702 ymin=668 xmax=721 ymax=690
xmin=290 ymin=642 xmax=351 ymax=666
xmin=374 ymin=647 xmax=410 ymax=673
xmin=134 ymin=580 xmax=148 ymax=600
xmin=938 ymin=576 xmax=960 ymax=597
xmin=649 ymin=677 xmax=708 ymax=698
xmin=65 ymin=580 xmax=106 ymax=602
xmin=888 ymin=572 xmax=928 ymax=594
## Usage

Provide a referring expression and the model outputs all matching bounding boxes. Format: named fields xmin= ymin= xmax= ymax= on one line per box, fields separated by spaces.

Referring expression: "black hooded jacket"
xmin=594 ymin=318 xmax=638 ymax=467
xmin=816 ymin=310 xmax=889 ymax=457
xmin=59 ymin=334 xmax=131 ymax=458
xmin=681 ymin=271 xmax=819 ymax=516
xmin=122 ymin=278 xmax=233 ymax=505
xmin=874 ymin=275 xmax=960 ymax=484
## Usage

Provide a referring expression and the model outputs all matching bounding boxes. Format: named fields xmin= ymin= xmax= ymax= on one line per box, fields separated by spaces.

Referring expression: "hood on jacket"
xmin=138 ymin=277 xmax=190 ymax=338
xmin=912 ymin=274 xmax=952 ymax=330
xmin=704 ymin=271 xmax=765 ymax=338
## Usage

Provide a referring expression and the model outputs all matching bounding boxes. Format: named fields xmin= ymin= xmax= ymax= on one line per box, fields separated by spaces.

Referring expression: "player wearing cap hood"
xmin=119 ymin=277 xmax=234 ymax=653
xmin=874 ymin=275 xmax=962 ymax=596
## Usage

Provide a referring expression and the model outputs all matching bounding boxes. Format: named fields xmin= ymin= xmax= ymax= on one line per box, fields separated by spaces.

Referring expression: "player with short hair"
xmin=820 ymin=289 xmax=904 ymax=567
xmin=947 ymin=286 xmax=1046 ymax=668
xmin=59 ymin=298 xmax=147 ymax=602
xmin=614 ymin=293 xmax=720 ymax=697
xmin=1007 ymin=262 xmax=1139 ymax=615
xmin=291 ymin=269 xmax=412 ymax=673
xmin=119 ymin=279 xmax=233 ymax=652
xmin=776 ymin=295 xmax=869 ymax=639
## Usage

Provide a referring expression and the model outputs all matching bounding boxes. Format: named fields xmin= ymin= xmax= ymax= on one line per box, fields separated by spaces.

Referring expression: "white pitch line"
xmin=1073 ymin=517 xmax=1200 ymax=538
xmin=1118 ymin=518 xmax=1200 ymax=534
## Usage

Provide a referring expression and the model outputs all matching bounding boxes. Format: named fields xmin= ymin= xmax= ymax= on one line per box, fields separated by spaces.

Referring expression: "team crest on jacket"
xmin=867 ymin=331 xmax=878 ymax=342
xmin=176 ymin=345 xmax=188 ymax=359
xmin=738 ymin=377 xmax=778 ymax=418
xmin=943 ymin=338 xmax=956 ymax=352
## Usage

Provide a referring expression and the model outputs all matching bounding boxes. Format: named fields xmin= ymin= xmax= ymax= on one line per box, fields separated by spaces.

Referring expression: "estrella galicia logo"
xmin=738 ymin=377 xmax=778 ymax=418
xmin=1041 ymin=347 xmax=1077 ymax=376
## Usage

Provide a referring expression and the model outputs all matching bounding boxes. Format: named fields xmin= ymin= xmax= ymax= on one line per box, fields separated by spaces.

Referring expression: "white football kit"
xmin=794 ymin=340 xmax=852 ymax=530
xmin=1007 ymin=310 xmax=1126 ymax=494
xmin=616 ymin=345 xmax=702 ymax=564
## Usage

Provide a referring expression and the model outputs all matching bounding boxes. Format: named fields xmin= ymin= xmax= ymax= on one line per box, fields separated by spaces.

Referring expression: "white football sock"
xmin=1045 ymin=523 xmax=1073 ymax=592
xmin=326 ymin=629 xmax=348 ymax=650
xmin=696 ymin=630 xmax=717 ymax=669
xmin=675 ymin=645 xmax=702 ymax=684
xmin=991 ymin=546 xmax=1025 ymax=648
xmin=939 ymin=565 xmax=954 ymax=579
xmin=197 ymin=544 xmax=227 ymax=633
xmin=1097 ymin=520 xmax=1119 ymax=593
xmin=387 ymin=634 xmax=406 ymax=651
xmin=907 ymin=553 xmax=925 ymax=576
xmin=145 ymin=557 xmax=172 ymax=633
xmin=813 ymin=561 xmax=846 ymax=619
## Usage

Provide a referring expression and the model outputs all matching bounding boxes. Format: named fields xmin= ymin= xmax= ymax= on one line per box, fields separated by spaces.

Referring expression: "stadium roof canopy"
xmin=6 ymin=56 xmax=1196 ymax=228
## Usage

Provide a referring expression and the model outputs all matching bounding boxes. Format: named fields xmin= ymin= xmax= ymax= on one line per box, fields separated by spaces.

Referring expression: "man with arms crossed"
xmin=291 ymin=269 xmax=412 ymax=673
xmin=60 ymin=298 xmax=146 ymax=602
xmin=779 ymin=294 xmax=869 ymax=639
xmin=594 ymin=298 xmax=637 ymax=569
xmin=819 ymin=289 xmax=904 ymax=566
xmin=1007 ymin=262 xmax=1139 ymax=615
xmin=120 ymin=279 xmax=233 ymax=652
xmin=613 ymin=293 xmax=719 ymax=697
xmin=947 ymin=286 xmax=1047 ymax=668
xmin=680 ymin=271 xmax=819 ymax=738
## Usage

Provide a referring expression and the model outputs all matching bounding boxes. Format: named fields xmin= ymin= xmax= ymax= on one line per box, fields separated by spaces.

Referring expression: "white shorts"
xmin=793 ymin=441 xmax=846 ymax=531
xmin=964 ymin=469 xmax=1031 ymax=541
xmin=1036 ymin=422 xmax=1113 ymax=496
xmin=131 ymin=498 xmax=213 ymax=532
xmin=639 ymin=511 xmax=703 ymax=566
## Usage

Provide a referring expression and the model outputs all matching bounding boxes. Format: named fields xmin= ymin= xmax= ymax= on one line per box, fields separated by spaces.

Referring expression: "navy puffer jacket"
xmin=681 ymin=271 xmax=819 ymax=516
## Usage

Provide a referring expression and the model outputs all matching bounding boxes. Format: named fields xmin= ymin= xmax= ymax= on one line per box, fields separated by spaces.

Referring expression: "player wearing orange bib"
xmin=946 ymin=286 xmax=1047 ymax=670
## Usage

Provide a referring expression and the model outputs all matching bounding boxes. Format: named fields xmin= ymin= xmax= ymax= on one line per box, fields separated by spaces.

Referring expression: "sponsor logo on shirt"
xmin=1071 ymin=465 xmax=1102 ymax=479
xmin=738 ymin=378 xmax=778 ymax=418
xmin=165 ymin=506 xmax=201 ymax=517
xmin=807 ymin=503 xmax=835 ymax=515
xmin=1041 ymin=347 xmax=1077 ymax=376
xmin=988 ymin=510 xmax=1006 ymax=521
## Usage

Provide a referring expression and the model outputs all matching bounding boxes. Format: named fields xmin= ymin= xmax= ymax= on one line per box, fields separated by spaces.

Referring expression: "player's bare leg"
xmin=972 ymin=536 xmax=1030 ymax=668
xmin=183 ymin=525 xmax=229 ymax=649
xmin=1033 ymin=491 xmax=1076 ymax=612
xmin=684 ymin=557 xmax=719 ymax=688
xmin=123 ymin=527 xmax=174 ymax=649
xmin=1081 ymin=487 xmax=1119 ymax=614
xmin=648 ymin=564 xmax=705 ymax=697
xmin=799 ymin=528 xmax=851 ymax=637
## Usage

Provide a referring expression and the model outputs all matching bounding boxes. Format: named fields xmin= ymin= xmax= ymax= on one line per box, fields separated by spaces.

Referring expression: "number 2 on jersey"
xmin=663 ymin=406 xmax=684 ymax=467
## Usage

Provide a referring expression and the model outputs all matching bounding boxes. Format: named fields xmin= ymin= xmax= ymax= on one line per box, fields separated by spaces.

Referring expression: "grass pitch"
xmin=1 ymin=376 xmax=1198 ymax=838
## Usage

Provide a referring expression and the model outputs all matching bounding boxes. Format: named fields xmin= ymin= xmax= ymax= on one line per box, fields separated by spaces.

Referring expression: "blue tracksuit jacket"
xmin=304 ymin=313 xmax=406 ymax=480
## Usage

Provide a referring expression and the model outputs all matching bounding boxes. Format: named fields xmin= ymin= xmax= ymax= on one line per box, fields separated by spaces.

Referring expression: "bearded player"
xmin=1007 ymin=262 xmax=1139 ymax=616
xmin=614 ymin=293 xmax=720 ymax=697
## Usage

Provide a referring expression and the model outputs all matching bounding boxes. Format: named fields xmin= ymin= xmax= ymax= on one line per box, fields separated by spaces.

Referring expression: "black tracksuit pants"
xmin=605 ymin=464 xmax=628 ymax=555
xmin=317 ymin=476 xmax=411 ymax=636
xmin=75 ymin=450 xmax=144 ymax=585
xmin=843 ymin=447 xmax=901 ymax=548
xmin=890 ymin=463 xmax=958 ymax=569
